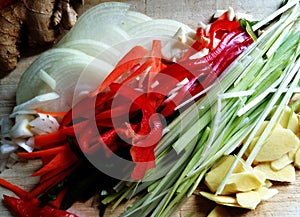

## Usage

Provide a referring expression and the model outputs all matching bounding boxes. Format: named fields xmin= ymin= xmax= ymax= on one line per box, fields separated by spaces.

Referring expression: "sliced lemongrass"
xmin=219 ymin=90 xmax=255 ymax=99
xmin=252 ymin=0 xmax=299 ymax=31
xmin=237 ymin=71 xmax=284 ymax=116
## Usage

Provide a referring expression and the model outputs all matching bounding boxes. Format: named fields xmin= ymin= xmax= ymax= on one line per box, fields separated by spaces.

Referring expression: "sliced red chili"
xmin=0 ymin=179 xmax=29 ymax=199
xmin=3 ymin=195 xmax=78 ymax=217
xmin=208 ymin=19 xmax=241 ymax=49
xmin=89 ymin=45 xmax=149 ymax=96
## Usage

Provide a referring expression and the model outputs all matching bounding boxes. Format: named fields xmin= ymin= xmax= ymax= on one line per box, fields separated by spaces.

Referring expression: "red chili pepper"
xmin=207 ymin=19 xmax=241 ymax=49
xmin=120 ymin=58 xmax=153 ymax=85
xmin=60 ymin=96 xmax=96 ymax=127
xmin=31 ymin=147 xmax=77 ymax=177
xmin=147 ymin=40 xmax=162 ymax=85
xmin=49 ymin=187 xmax=69 ymax=209
xmin=130 ymin=145 xmax=156 ymax=180
xmin=0 ymin=179 xmax=29 ymax=199
xmin=89 ymin=45 xmax=148 ymax=96
xmin=78 ymin=121 xmax=118 ymax=155
xmin=34 ymin=131 xmax=66 ymax=149
xmin=204 ymin=30 xmax=241 ymax=64
xmin=35 ymin=109 xmax=68 ymax=118
xmin=109 ymin=83 xmax=163 ymax=179
xmin=209 ymin=31 xmax=253 ymax=74
xmin=3 ymin=195 xmax=78 ymax=217
xmin=39 ymin=162 xmax=79 ymax=184
xmin=152 ymin=30 xmax=253 ymax=117
xmin=18 ymin=145 xmax=68 ymax=159
xmin=29 ymin=165 xmax=75 ymax=199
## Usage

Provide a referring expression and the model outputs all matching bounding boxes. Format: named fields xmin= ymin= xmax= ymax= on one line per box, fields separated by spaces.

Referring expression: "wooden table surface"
xmin=1 ymin=0 xmax=300 ymax=216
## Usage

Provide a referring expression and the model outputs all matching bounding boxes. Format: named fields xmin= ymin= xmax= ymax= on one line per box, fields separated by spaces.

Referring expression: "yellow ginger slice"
xmin=205 ymin=155 xmax=265 ymax=195
xmin=247 ymin=127 xmax=300 ymax=162
xmin=236 ymin=191 xmax=261 ymax=209
xmin=204 ymin=155 xmax=245 ymax=194
xmin=199 ymin=191 xmax=237 ymax=205
xmin=254 ymin=163 xmax=296 ymax=182
xmin=222 ymin=171 xmax=265 ymax=195
xmin=254 ymin=186 xmax=278 ymax=201
xmin=287 ymin=144 xmax=300 ymax=162
xmin=271 ymin=154 xmax=293 ymax=171
xmin=278 ymin=106 xmax=299 ymax=133
xmin=263 ymin=179 xmax=273 ymax=188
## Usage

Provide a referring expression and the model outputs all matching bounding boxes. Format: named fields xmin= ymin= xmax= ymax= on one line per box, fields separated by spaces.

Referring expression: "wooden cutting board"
xmin=1 ymin=0 xmax=300 ymax=216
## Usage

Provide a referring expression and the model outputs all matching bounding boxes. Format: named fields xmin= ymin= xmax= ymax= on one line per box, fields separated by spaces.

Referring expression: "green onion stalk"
xmin=104 ymin=1 xmax=300 ymax=216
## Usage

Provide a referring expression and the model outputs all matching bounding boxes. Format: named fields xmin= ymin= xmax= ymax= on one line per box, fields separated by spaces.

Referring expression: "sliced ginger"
xmin=277 ymin=106 xmax=299 ymax=133
xmin=271 ymin=154 xmax=293 ymax=171
xmin=247 ymin=127 xmax=300 ymax=163
xmin=204 ymin=155 xmax=245 ymax=194
xmin=254 ymin=186 xmax=278 ymax=201
xmin=199 ymin=191 xmax=237 ymax=205
xmin=201 ymin=105 xmax=300 ymax=211
xmin=254 ymin=163 xmax=296 ymax=182
xmin=236 ymin=191 xmax=261 ymax=209
xmin=223 ymin=171 xmax=265 ymax=195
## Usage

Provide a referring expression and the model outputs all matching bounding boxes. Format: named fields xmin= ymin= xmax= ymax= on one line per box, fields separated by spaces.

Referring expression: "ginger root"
xmin=0 ymin=0 xmax=81 ymax=73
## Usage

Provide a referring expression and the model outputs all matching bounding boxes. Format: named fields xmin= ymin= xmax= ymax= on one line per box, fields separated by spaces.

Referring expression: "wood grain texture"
xmin=1 ymin=0 xmax=300 ymax=216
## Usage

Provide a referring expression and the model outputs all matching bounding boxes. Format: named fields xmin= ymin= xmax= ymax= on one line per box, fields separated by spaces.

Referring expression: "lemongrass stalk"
xmin=252 ymin=0 xmax=299 ymax=31
xmin=237 ymin=70 xmax=284 ymax=116
xmin=150 ymin=127 xmax=210 ymax=216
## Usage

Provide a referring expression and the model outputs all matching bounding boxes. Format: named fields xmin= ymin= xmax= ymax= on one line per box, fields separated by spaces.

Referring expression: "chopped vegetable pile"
xmin=1 ymin=1 xmax=300 ymax=217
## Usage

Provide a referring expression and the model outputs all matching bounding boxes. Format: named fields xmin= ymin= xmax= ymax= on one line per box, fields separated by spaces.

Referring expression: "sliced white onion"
xmin=57 ymin=2 xmax=131 ymax=46
xmin=59 ymin=39 xmax=121 ymax=65
xmin=16 ymin=48 xmax=93 ymax=105
xmin=15 ymin=48 xmax=115 ymax=112
xmin=12 ymin=138 xmax=33 ymax=153
xmin=119 ymin=10 xmax=152 ymax=30
xmin=10 ymin=114 xmax=34 ymax=138
xmin=13 ymin=92 xmax=60 ymax=113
